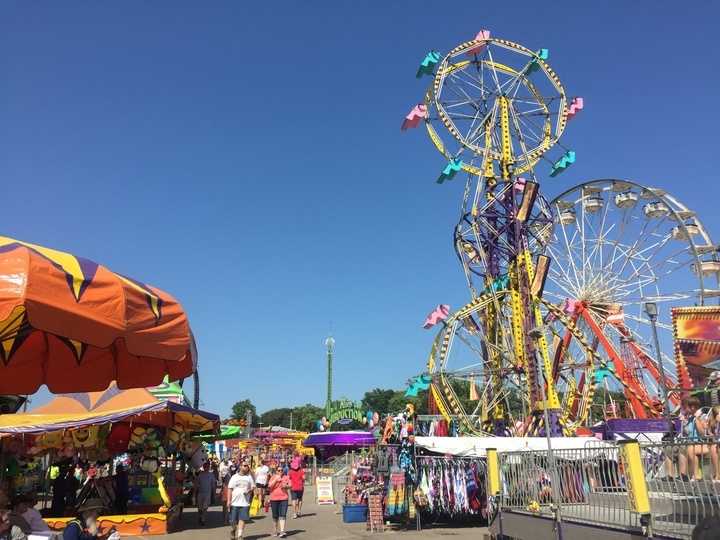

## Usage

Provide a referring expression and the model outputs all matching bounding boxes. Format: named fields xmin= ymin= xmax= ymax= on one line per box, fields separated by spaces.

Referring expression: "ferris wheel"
xmin=415 ymin=34 xmax=571 ymax=180
xmin=406 ymin=31 xmax=583 ymax=436
xmin=407 ymin=30 xmax=719 ymax=436
xmin=542 ymin=179 xmax=720 ymax=422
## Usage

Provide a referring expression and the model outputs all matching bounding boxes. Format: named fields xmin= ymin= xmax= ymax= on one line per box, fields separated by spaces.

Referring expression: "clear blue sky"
xmin=2 ymin=2 xmax=720 ymax=417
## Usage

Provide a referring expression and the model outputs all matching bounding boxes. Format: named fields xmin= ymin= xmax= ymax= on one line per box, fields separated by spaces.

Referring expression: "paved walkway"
xmin=148 ymin=500 xmax=488 ymax=540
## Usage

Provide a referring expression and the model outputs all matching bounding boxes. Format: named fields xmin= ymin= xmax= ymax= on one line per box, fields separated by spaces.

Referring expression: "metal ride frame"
xmin=407 ymin=32 xmax=719 ymax=437
xmin=408 ymin=33 xmax=574 ymax=436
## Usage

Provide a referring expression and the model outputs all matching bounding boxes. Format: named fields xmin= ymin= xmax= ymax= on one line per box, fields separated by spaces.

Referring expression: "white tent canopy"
xmin=414 ymin=436 xmax=613 ymax=457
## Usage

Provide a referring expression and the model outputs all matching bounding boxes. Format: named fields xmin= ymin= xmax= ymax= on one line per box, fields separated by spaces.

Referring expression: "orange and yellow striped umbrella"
xmin=0 ymin=236 xmax=195 ymax=394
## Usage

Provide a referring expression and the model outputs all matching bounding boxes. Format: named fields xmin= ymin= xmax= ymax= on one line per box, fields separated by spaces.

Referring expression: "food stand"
xmin=0 ymin=386 xmax=219 ymax=536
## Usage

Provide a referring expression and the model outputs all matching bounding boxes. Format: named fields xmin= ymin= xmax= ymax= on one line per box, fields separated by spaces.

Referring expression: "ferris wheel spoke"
xmin=546 ymin=246 xmax=582 ymax=298
xmin=604 ymin=220 xmax=658 ymax=285
xmin=620 ymin=313 xmax=673 ymax=333
xmin=513 ymin=106 xmax=553 ymax=116
xmin=585 ymin=197 xmax=615 ymax=274
xmin=483 ymin=46 xmax=506 ymax=99
xmin=465 ymin=101 xmax=498 ymax=149
xmin=556 ymin=214 xmax=584 ymax=294
xmin=442 ymin=81 xmax=482 ymax=114
xmin=642 ymin=245 xmax=696 ymax=278
xmin=613 ymin=233 xmax=672 ymax=281
xmin=464 ymin=108 xmax=487 ymax=146
xmin=511 ymin=96 xmax=560 ymax=107
xmin=519 ymin=102 xmax=547 ymax=133
xmin=508 ymin=101 xmax=537 ymax=168
xmin=448 ymin=70 xmax=492 ymax=100
xmin=513 ymin=109 xmax=548 ymax=145
xmin=604 ymin=237 xmax=693 ymax=302
xmin=617 ymin=244 xmax=693 ymax=294
xmin=511 ymin=103 xmax=544 ymax=147
xmin=600 ymin=206 xmax=636 ymax=275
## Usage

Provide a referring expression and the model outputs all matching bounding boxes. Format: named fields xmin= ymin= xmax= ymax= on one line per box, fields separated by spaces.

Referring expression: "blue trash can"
xmin=342 ymin=504 xmax=368 ymax=523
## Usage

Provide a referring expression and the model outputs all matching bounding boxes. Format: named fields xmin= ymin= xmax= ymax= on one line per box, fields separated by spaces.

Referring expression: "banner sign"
xmin=673 ymin=306 xmax=720 ymax=368
xmin=316 ymin=476 xmax=334 ymax=505
xmin=327 ymin=399 xmax=364 ymax=425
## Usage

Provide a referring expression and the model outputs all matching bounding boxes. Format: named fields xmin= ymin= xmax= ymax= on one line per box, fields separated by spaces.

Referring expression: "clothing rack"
xmin=416 ymin=414 xmax=482 ymax=420
xmin=413 ymin=447 xmax=488 ymax=531
xmin=415 ymin=455 xmax=484 ymax=461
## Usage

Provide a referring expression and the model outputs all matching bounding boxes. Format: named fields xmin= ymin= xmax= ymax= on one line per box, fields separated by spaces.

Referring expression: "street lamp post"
xmin=528 ymin=326 xmax=562 ymax=537
xmin=644 ymin=302 xmax=673 ymax=434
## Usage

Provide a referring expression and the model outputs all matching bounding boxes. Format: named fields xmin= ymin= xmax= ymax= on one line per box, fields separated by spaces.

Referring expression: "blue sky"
xmin=2 ymin=2 xmax=720 ymax=417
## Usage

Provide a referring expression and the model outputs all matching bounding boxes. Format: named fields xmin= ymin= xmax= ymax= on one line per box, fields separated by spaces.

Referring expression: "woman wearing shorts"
xmin=267 ymin=466 xmax=291 ymax=538
xmin=288 ymin=461 xmax=305 ymax=518
xmin=254 ymin=459 xmax=270 ymax=509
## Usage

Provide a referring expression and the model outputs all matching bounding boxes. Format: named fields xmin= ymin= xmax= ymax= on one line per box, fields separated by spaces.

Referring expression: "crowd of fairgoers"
xmin=193 ymin=452 xmax=307 ymax=539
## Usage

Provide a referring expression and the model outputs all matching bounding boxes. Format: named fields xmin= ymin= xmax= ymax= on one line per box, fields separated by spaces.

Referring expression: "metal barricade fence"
xmin=491 ymin=440 xmax=720 ymax=539
xmin=640 ymin=439 xmax=720 ymax=539
xmin=497 ymin=443 xmax=643 ymax=532
xmin=325 ymin=451 xmax=356 ymax=504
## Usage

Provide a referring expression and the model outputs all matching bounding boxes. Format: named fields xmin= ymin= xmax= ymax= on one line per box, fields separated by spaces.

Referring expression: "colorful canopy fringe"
xmin=0 ymin=236 xmax=196 ymax=394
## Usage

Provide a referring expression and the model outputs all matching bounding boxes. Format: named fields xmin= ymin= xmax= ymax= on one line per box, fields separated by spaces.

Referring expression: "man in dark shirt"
xmin=113 ymin=465 xmax=129 ymax=515
xmin=62 ymin=499 xmax=112 ymax=540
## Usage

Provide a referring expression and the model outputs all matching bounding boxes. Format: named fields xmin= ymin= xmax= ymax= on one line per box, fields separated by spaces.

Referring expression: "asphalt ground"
xmin=146 ymin=500 xmax=489 ymax=540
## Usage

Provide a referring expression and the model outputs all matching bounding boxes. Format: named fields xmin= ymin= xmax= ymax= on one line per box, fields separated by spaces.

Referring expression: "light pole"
xmin=644 ymin=302 xmax=672 ymax=433
xmin=528 ymin=326 xmax=562 ymax=537
xmin=325 ymin=336 xmax=335 ymax=417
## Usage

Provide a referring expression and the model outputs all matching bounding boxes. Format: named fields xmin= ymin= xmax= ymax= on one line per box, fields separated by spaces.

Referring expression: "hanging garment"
xmin=415 ymin=457 xmax=488 ymax=517
xmin=376 ymin=448 xmax=390 ymax=474
xmin=399 ymin=440 xmax=416 ymax=482
xmin=417 ymin=464 xmax=432 ymax=511
xmin=385 ymin=472 xmax=407 ymax=516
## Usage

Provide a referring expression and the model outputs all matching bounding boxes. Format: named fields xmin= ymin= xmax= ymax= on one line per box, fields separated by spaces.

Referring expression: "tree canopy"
xmin=231 ymin=399 xmax=258 ymax=425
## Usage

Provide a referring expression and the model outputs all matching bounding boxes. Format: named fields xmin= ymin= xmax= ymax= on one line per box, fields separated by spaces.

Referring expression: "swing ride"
xmin=403 ymin=31 xmax=720 ymax=436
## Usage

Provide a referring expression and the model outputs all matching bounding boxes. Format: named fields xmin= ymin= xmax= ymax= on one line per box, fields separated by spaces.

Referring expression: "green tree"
xmin=361 ymin=388 xmax=398 ymax=415
xmin=231 ymin=399 xmax=258 ymax=425
xmin=260 ymin=407 xmax=292 ymax=428
xmin=291 ymin=403 xmax=325 ymax=431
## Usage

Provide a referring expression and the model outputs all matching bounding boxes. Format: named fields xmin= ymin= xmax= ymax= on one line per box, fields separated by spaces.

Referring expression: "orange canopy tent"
xmin=0 ymin=383 xmax=218 ymax=435
xmin=0 ymin=236 xmax=196 ymax=395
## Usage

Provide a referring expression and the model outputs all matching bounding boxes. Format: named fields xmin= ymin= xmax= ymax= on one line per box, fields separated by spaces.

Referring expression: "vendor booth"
xmin=0 ymin=386 xmax=219 ymax=536
xmin=224 ymin=429 xmax=313 ymax=467
xmin=303 ymin=431 xmax=375 ymax=460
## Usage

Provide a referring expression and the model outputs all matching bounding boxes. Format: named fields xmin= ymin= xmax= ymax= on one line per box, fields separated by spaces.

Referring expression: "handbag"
xmin=249 ymin=495 xmax=261 ymax=517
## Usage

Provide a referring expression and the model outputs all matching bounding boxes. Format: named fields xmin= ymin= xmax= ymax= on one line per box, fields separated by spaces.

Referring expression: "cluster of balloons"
xmin=314 ymin=417 xmax=331 ymax=432
xmin=362 ymin=411 xmax=381 ymax=429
